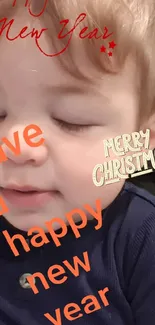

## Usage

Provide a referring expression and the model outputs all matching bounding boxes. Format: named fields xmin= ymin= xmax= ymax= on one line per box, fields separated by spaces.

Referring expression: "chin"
xmin=3 ymin=212 xmax=46 ymax=232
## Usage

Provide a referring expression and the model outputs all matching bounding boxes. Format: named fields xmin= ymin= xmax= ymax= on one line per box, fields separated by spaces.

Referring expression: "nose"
xmin=1 ymin=124 xmax=48 ymax=166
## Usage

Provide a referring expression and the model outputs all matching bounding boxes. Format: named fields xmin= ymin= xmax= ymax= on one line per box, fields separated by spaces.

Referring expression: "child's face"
xmin=0 ymin=14 xmax=140 ymax=231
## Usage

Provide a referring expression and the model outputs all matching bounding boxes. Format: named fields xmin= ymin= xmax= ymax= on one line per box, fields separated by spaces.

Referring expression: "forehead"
xmin=0 ymin=9 xmax=138 ymax=103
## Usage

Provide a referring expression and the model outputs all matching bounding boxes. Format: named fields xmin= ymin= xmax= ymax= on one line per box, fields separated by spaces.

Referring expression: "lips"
xmin=1 ymin=185 xmax=58 ymax=208
xmin=3 ymin=185 xmax=44 ymax=192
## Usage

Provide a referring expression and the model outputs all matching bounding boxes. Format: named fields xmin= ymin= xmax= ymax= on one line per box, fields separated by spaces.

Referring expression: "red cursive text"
xmin=0 ymin=11 xmax=114 ymax=57
xmin=36 ymin=13 xmax=114 ymax=57
xmin=0 ymin=17 xmax=47 ymax=41
xmin=12 ymin=0 xmax=49 ymax=18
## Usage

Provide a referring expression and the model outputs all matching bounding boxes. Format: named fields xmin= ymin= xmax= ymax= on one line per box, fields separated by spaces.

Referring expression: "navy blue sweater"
xmin=0 ymin=181 xmax=155 ymax=325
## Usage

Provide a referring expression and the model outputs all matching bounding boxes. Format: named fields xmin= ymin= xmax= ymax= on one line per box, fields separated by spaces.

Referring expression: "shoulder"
xmin=123 ymin=180 xmax=155 ymax=209
xmin=103 ymin=183 xmax=155 ymax=310
xmin=102 ymin=182 xmax=155 ymax=249
xmin=111 ymin=181 xmax=155 ymax=238
xmin=109 ymin=182 xmax=155 ymax=284
xmin=114 ymin=183 xmax=155 ymax=323
xmin=104 ymin=182 xmax=155 ymax=281
xmin=101 ymin=182 xmax=155 ymax=274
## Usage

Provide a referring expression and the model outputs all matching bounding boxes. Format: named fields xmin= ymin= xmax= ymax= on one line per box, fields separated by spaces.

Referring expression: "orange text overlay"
xmin=0 ymin=123 xmax=45 ymax=215
xmin=0 ymin=123 xmax=45 ymax=162
xmin=0 ymin=121 xmax=110 ymax=324
xmin=24 ymin=250 xmax=110 ymax=324
xmin=2 ymin=199 xmax=102 ymax=256
xmin=44 ymin=287 xmax=110 ymax=324
xmin=26 ymin=251 xmax=91 ymax=294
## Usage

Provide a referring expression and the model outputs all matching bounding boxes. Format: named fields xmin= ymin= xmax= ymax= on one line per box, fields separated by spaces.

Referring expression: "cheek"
xmin=57 ymin=139 xmax=105 ymax=182
xmin=55 ymin=139 xmax=125 ymax=207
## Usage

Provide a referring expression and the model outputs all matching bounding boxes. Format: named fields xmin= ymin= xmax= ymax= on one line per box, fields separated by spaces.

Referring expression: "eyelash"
xmin=0 ymin=113 xmax=7 ymax=120
xmin=54 ymin=119 xmax=91 ymax=132
xmin=0 ymin=115 xmax=91 ymax=132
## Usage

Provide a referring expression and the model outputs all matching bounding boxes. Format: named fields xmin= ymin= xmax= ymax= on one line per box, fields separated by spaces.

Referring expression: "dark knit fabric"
xmin=0 ymin=182 xmax=155 ymax=325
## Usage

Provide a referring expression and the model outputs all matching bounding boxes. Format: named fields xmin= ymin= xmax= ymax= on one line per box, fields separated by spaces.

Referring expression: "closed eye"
xmin=53 ymin=119 xmax=92 ymax=132
xmin=0 ymin=112 xmax=7 ymax=121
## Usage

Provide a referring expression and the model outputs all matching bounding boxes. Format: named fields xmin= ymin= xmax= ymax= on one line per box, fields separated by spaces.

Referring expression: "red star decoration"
xmin=108 ymin=52 xmax=113 ymax=57
xmin=109 ymin=41 xmax=116 ymax=49
xmin=100 ymin=45 xmax=106 ymax=53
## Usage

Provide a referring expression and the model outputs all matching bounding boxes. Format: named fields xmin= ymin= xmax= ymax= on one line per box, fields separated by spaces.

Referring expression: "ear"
xmin=141 ymin=112 xmax=155 ymax=150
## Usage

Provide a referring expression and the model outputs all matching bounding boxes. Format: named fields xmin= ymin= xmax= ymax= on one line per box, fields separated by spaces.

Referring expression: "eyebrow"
xmin=42 ymin=84 xmax=111 ymax=105
xmin=42 ymin=85 xmax=95 ymax=95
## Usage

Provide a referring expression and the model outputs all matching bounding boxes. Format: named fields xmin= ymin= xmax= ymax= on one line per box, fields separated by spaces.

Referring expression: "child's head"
xmin=0 ymin=0 xmax=155 ymax=231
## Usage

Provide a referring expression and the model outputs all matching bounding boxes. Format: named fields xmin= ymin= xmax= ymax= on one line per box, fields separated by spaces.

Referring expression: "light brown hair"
xmin=1 ymin=0 xmax=155 ymax=122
